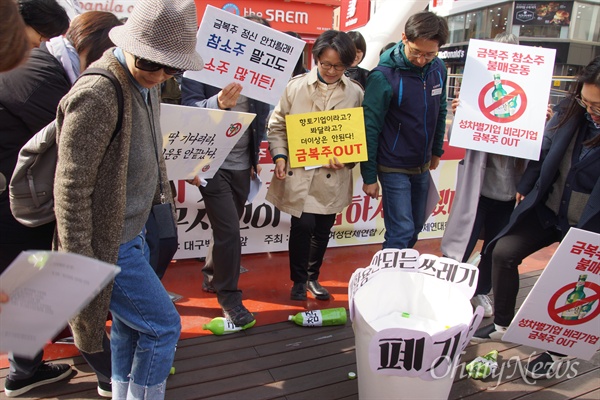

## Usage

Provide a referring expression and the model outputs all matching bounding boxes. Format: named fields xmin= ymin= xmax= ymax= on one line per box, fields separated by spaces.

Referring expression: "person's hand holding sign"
xmin=323 ymin=157 xmax=345 ymax=170
xmin=274 ymin=158 xmax=287 ymax=180
xmin=217 ymin=82 xmax=243 ymax=109
xmin=0 ymin=291 xmax=8 ymax=313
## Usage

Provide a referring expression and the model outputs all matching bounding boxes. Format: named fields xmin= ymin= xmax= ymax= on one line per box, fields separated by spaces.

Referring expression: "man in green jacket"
xmin=361 ymin=11 xmax=448 ymax=249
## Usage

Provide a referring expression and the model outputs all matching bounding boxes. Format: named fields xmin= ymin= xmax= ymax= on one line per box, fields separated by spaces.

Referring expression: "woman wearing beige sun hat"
xmin=53 ymin=0 xmax=203 ymax=399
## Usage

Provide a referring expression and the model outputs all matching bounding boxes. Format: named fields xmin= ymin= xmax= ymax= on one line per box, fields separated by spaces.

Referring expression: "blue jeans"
xmin=379 ymin=170 xmax=430 ymax=249
xmin=110 ymin=232 xmax=181 ymax=400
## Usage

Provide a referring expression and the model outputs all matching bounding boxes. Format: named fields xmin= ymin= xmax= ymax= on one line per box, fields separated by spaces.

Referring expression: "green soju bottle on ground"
xmin=203 ymin=317 xmax=256 ymax=335
xmin=561 ymin=274 xmax=587 ymax=320
xmin=288 ymin=307 xmax=347 ymax=327
xmin=465 ymin=350 xmax=498 ymax=380
xmin=491 ymin=73 xmax=511 ymax=118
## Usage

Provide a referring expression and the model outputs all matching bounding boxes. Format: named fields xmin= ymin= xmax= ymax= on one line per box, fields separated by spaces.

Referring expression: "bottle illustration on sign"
xmin=579 ymin=299 xmax=597 ymax=319
xmin=561 ymin=274 xmax=587 ymax=320
xmin=491 ymin=73 xmax=517 ymax=118
xmin=288 ymin=308 xmax=347 ymax=327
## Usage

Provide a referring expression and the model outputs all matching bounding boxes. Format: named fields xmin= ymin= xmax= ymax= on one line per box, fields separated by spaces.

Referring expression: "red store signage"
xmin=194 ymin=0 xmax=336 ymax=35
xmin=340 ymin=0 xmax=370 ymax=30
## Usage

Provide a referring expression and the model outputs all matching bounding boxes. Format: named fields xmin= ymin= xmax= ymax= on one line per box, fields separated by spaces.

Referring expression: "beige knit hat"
xmin=109 ymin=0 xmax=204 ymax=71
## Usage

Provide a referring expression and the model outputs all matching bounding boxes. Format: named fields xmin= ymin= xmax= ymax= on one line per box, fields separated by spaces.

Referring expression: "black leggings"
xmin=288 ymin=212 xmax=336 ymax=283
xmin=492 ymin=211 xmax=561 ymax=326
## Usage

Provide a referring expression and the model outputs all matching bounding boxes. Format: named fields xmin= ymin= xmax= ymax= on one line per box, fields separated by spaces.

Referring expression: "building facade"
xmin=193 ymin=0 xmax=343 ymax=68
xmin=431 ymin=0 xmax=600 ymax=77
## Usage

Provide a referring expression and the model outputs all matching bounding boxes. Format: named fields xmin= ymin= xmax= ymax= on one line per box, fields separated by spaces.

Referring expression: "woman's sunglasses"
xmin=134 ymin=57 xmax=184 ymax=76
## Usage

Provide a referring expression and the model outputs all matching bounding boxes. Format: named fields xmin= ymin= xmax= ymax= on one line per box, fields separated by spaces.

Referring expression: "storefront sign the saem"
xmin=195 ymin=1 xmax=334 ymax=35
xmin=81 ymin=1 xmax=335 ymax=35
xmin=243 ymin=7 xmax=308 ymax=24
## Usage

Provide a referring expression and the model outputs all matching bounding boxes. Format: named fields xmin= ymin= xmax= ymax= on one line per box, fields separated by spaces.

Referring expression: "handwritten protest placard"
xmin=184 ymin=5 xmax=305 ymax=105
xmin=160 ymin=104 xmax=255 ymax=180
xmin=449 ymin=39 xmax=556 ymax=160
xmin=285 ymin=107 xmax=367 ymax=168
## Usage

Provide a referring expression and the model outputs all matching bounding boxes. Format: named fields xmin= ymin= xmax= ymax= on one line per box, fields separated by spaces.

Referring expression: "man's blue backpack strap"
xmin=9 ymin=68 xmax=124 ymax=227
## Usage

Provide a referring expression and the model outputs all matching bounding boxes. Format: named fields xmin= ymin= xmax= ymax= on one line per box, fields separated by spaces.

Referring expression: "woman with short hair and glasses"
xmin=473 ymin=55 xmax=600 ymax=379
xmin=267 ymin=30 xmax=364 ymax=302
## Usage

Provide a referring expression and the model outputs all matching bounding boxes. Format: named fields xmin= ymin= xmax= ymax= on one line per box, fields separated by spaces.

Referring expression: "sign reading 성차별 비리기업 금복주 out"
xmin=184 ymin=5 xmax=305 ymax=106
xmin=449 ymin=39 xmax=556 ymax=161
xmin=503 ymin=228 xmax=600 ymax=360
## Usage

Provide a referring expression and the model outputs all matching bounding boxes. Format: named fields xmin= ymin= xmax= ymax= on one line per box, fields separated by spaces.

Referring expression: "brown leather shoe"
xmin=307 ymin=280 xmax=330 ymax=300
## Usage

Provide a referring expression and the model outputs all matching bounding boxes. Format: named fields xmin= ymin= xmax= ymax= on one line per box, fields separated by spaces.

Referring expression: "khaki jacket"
xmin=266 ymin=68 xmax=364 ymax=218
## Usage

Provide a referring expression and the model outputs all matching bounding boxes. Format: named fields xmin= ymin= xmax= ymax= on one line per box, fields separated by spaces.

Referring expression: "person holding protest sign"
xmin=360 ymin=11 xmax=449 ymax=250
xmin=441 ymin=33 xmax=526 ymax=318
xmin=266 ymin=30 xmax=364 ymax=301
xmin=53 ymin=1 xmax=204 ymax=398
xmin=472 ymin=55 xmax=600 ymax=379
xmin=180 ymin=15 xmax=271 ymax=328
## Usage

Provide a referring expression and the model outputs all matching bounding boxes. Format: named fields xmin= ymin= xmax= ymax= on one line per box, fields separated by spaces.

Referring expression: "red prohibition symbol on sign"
xmin=226 ymin=122 xmax=243 ymax=137
xmin=547 ymin=281 xmax=600 ymax=325
xmin=478 ymin=80 xmax=528 ymax=124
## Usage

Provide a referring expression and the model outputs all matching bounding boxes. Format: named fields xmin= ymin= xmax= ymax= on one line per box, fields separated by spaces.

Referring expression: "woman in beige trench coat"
xmin=267 ymin=30 xmax=364 ymax=302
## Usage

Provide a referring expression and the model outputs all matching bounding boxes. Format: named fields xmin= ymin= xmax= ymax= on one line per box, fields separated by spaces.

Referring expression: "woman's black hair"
xmin=18 ymin=0 xmax=69 ymax=38
xmin=380 ymin=42 xmax=396 ymax=56
xmin=284 ymin=31 xmax=307 ymax=77
xmin=245 ymin=14 xmax=270 ymax=27
xmin=555 ymin=56 xmax=600 ymax=147
xmin=347 ymin=31 xmax=367 ymax=61
xmin=311 ymin=30 xmax=356 ymax=68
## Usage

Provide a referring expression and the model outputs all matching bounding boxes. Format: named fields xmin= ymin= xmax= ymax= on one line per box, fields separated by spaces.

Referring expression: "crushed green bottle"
xmin=465 ymin=350 xmax=498 ymax=380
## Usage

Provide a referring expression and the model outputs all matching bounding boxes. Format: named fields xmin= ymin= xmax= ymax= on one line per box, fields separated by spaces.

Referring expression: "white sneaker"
xmin=471 ymin=323 xmax=507 ymax=343
xmin=471 ymin=294 xmax=494 ymax=318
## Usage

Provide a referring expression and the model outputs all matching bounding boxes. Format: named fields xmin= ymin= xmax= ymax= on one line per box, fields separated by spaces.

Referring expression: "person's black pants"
xmin=492 ymin=210 xmax=561 ymax=326
xmin=200 ymin=168 xmax=250 ymax=310
xmin=288 ymin=212 xmax=336 ymax=283
xmin=462 ymin=195 xmax=516 ymax=295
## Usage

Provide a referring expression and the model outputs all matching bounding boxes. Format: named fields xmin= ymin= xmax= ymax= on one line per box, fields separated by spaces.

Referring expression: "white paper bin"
xmin=349 ymin=249 xmax=484 ymax=400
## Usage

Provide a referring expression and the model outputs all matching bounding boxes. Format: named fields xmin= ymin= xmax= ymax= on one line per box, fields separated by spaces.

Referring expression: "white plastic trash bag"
xmin=349 ymin=249 xmax=485 ymax=400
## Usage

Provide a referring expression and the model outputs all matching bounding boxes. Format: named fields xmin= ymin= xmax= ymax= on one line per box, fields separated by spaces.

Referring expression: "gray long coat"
xmin=440 ymin=148 xmax=487 ymax=260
